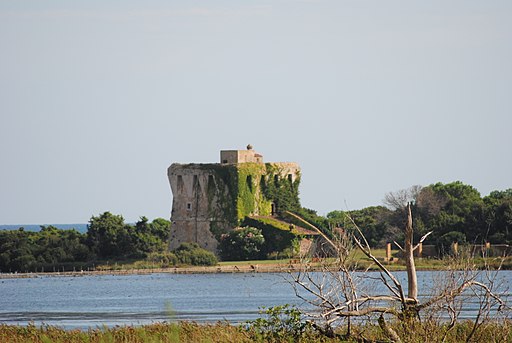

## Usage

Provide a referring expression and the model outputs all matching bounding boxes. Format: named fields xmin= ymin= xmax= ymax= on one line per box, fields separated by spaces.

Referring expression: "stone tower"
xmin=167 ymin=146 xmax=300 ymax=252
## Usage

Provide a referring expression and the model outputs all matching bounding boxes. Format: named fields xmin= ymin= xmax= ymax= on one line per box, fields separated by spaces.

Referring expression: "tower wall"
xmin=168 ymin=158 xmax=301 ymax=254
xmin=168 ymin=164 xmax=235 ymax=251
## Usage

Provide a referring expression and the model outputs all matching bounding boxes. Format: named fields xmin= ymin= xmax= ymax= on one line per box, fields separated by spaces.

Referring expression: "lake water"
xmin=0 ymin=271 xmax=510 ymax=329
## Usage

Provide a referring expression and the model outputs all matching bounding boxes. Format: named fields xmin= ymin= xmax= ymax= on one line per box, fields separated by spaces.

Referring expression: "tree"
xmin=383 ymin=182 xmax=493 ymax=247
xmin=0 ymin=229 xmax=37 ymax=272
xmin=86 ymin=212 xmax=128 ymax=258
xmin=326 ymin=210 xmax=345 ymax=228
xmin=219 ymin=227 xmax=265 ymax=261
xmin=427 ymin=182 xmax=484 ymax=240
xmin=383 ymin=185 xmax=422 ymax=211
xmin=483 ymin=189 xmax=512 ymax=244
xmin=291 ymin=205 xmax=509 ymax=342
xmin=436 ymin=231 xmax=466 ymax=256
xmin=345 ymin=206 xmax=392 ymax=248
xmin=416 ymin=186 xmax=448 ymax=217
xmin=150 ymin=218 xmax=171 ymax=242
xmin=0 ymin=214 xmax=169 ymax=272
xmin=33 ymin=226 xmax=90 ymax=264
xmin=132 ymin=216 xmax=169 ymax=256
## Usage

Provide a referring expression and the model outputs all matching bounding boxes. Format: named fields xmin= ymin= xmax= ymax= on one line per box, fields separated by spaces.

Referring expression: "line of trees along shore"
xmin=320 ymin=181 xmax=512 ymax=251
xmin=1 ymin=181 xmax=511 ymax=272
xmin=0 ymin=214 xmax=174 ymax=272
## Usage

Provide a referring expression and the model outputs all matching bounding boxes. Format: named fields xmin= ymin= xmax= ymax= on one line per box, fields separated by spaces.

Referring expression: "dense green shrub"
xmin=173 ymin=243 xmax=218 ymax=266
xmin=218 ymin=227 xmax=265 ymax=261
xmin=246 ymin=305 xmax=313 ymax=341
xmin=0 ymin=227 xmax=92 ymax=273
xmin=146 ymin=251 xmax=178 ymax=267
xmin=242 ymin=217 xmax=299 ymax=258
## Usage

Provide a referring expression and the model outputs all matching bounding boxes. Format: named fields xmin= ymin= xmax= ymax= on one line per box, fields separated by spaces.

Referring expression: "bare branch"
xmin=284 ymin=211 xmax=340 ymax=254
xmin=349 ymin=221 xmax=406 ymax=305
xmin=292 ymin=273 xmax=336 ymax=310
xmin=380 ymin=272 xmax=401 ymax=299
xmin=336 ymin=306 xmax=400 ymax=318
xmin=347 ymin=295 xmax=402 ymax=306
xmin=470 ymin=280 xmax=510 ymax=311
xmin=413 ymin=231 xmax=433 ymax=251
xmin=288 ymin=202 xmax=509 ymax=342
xmin=418 ymin=277 xmax=509 ymax=312
xmin=383 ymin=185 xmax=422 ymax=211
xmin=394 ymin=241 xmax=404 ymax=252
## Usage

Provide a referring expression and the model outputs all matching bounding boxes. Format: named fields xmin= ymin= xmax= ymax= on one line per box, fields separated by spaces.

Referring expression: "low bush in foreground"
xmin=173 ymin=243 xmax=218 ymax=266
xmin=1 ymin=319 xmax=511 ymax=343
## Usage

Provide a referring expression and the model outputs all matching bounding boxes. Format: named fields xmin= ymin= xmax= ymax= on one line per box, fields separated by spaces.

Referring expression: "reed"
xmin=0 ymin=320 xmax=510 ymax=343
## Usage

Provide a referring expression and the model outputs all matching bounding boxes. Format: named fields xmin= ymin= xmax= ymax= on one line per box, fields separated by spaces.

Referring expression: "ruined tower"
xmin=167 ymin=145 xmax=301 ymax=252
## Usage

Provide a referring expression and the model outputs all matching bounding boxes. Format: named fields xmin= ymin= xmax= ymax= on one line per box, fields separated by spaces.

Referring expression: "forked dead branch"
xmin=287 ymin=206 xmax=510 ymax=342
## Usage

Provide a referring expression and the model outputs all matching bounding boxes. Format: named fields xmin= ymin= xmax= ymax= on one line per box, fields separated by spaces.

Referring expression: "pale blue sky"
xmin=1 ymin=1 xmax=511 ymax=224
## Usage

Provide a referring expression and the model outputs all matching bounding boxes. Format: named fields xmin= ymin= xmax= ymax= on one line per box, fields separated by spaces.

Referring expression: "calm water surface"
xmin=0 ymin=271 xmax=510 ymax=329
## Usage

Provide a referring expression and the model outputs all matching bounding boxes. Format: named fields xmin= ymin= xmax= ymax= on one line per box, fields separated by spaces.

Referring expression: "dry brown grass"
xmin=1 ymin=320 xmax=511 ymax=343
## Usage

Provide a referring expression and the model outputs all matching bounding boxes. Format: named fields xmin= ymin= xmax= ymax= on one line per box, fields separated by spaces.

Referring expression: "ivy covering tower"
xmin=167 ymin=145 xmax=301 ymax=252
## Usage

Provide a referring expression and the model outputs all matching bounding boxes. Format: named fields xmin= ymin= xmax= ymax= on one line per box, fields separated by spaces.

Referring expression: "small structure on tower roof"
xmin=220 ymin=144 xmax=263 ymax=164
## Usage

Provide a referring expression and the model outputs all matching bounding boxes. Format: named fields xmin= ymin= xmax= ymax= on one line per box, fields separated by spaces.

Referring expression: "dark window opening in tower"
xmin=177 ymin=175 xmax=184 ymax=192
xmin=260 ymin=175 xmax=266 ymax=190
xmin=207 ymin=175 xmax=215 ymax=193
xmin=246 ymin=175 xmax=253 ymax=192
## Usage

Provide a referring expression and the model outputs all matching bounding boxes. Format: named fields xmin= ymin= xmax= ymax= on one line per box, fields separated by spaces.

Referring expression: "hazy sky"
xmin=1 ymin=1 xmax=511 ymax=224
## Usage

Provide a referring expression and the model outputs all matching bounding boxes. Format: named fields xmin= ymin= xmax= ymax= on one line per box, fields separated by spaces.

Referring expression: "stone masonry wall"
xmin=168 ymin=161 xmax=301 ymax=253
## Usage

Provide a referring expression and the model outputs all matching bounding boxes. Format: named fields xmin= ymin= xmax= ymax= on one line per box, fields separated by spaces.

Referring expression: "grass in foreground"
xmin=1 ymin=320 xmax=511 ymax=343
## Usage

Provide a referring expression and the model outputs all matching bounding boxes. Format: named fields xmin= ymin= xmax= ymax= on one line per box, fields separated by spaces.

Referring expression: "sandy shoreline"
xmin=0 ymin=262 xmax=305 ymax=279
xmin=4 ymin=261 xmax=494 ymax=279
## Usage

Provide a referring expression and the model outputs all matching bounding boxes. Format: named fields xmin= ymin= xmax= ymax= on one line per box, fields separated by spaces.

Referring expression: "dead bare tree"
xmin=416 ymin=186 xmax=448 ymax=217
xmin=383 ymin=185 xmax=422 ymax=211
xmin=287 ymin=206 xmax=509 ymax=342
